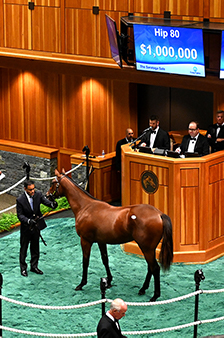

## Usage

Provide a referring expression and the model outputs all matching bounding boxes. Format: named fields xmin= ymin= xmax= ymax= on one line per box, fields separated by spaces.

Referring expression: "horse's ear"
xmin=62 ymin=168 xmax=66 ymax=174
xmin=55 ymin=169 xmax=60 ymax=176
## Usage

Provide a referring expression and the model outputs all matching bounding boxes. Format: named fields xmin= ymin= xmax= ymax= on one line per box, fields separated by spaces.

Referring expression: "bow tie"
xmin=190 ymin=137 xmax=196 ymax=141
xmin=151 ymin=130 xmax=156 ymax=134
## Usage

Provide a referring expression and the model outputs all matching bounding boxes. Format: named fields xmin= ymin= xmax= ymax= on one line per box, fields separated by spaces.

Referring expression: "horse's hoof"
xmin=138 ymin=289 xmax=145 ymax=296
xmin=149 ymin=295 xmax=159 ymax=302
xmin=75 ymin=285 xmax=83 ymax=291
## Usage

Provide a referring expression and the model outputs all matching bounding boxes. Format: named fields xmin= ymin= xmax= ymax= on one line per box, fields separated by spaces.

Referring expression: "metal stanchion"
xmin=0 ymin=273 xmax=3 ymax=337
xmin=82 ymin=146 xmax=90 ymax=192
xmin=193 ymin=269 xmax=205 ymax=338
xmin=23 ymin=162 xmax=30 ymax=180
xmin=100 ymin=278 xmax=108 ymax=317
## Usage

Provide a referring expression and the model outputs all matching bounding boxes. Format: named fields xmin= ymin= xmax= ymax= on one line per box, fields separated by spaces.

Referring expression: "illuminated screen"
xmin=105 ymin=14 xmax=122 ymax=68
xmin=133 ymin=24 xmax=205 ymax=77
xmin=220 ymin=31 xmax=224 ymax=79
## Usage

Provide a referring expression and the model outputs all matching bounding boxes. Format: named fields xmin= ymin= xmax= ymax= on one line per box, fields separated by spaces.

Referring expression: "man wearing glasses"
xmin=176 ymin=121 xmax=209 ymax=157
xmin=16 ymin=180 xmax=58 ymax=277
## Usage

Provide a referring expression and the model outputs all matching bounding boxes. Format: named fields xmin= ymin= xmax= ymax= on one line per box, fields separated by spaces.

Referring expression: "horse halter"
xmin=51 ymin=174 xmax=65 ymax=199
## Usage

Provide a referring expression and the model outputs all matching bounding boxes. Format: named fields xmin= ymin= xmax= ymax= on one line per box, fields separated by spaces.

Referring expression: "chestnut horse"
xmin=47 ymin=169 xmax=173 ymax=301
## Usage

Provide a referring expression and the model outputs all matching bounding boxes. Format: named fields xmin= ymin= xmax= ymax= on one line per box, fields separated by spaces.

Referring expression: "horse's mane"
xmin=64 ymin=175 xmax=99 ymax=201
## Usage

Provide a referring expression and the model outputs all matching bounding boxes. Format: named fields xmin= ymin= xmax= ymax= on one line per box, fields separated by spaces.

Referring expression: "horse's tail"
xmin=159 ymin=213 xmax=173 ymax=271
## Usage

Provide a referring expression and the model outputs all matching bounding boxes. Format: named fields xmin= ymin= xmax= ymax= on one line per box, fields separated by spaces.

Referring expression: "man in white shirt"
xmin=177 ymin=121 xmax=209 ymax=157
xmin=206 ymin=110 xmax=224 ymax=152
xmin=97 ymin=298 xmax=127 ymax=338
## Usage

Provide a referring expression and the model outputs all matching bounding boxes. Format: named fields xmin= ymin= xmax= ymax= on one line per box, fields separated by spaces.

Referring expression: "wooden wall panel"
xmin=134 ymin=0 xmax=204 ymax=17
xmin=65 ymin=9 xmax=96 ymax=55
xmin=0 ymin=69 xmax=25 ymax=140
xmin=180 ymin=168 xmax=199 ymax=245
xmin=32 ymin=6 xmax=61 ymax=52
xmin=60 ymin=76 xmax=133 ymax=154
xmin=65 ymin=0 xmax=95 ymax=9
xmin=4 ymin=4 xmax=30 ymax=49
xmin=208 ymin=181 xmax=222 ymax=241
xmin=35 ymin=0 xmax=60 ymax=6
xmin=4 ymin=0 xmax=27 ymax=4
xmin=210 ymin=0 xmax=224 ymax=18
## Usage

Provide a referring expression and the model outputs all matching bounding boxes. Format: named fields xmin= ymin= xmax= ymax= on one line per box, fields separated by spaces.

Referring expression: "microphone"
xmin=143 ymin=126 xmax=152 ymax=133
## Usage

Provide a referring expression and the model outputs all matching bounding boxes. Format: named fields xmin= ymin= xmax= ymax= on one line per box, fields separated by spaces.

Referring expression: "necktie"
xmin=30 ymin=197 xmax=33 ymax=210
xmin=151 ymin=130 xmax=156 ymax=134
xmin=191 ymin=138 xmax=196 ymax=141
xmin=114 ymin=319 xmax=120 ymax=331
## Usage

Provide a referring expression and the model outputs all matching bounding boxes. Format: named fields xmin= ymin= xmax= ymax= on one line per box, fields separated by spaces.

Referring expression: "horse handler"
xmin=16 ymin=179 xmax=58 ymax=277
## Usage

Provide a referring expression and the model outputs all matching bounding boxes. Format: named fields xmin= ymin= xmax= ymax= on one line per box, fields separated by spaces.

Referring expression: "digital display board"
xmin=220 ymin=31 xmax=224 ymax=79
xmin=133 ymin=24 xmax=205 ymax=77
xmin=105 ymin=14 xmax=122 ymax=68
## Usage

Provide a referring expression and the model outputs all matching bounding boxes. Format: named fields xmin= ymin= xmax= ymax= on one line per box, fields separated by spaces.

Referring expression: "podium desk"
xmin=121 ymin=144 xmax=224 ymax=263
xmin=70 ymin=152 xmax=120 ymax=203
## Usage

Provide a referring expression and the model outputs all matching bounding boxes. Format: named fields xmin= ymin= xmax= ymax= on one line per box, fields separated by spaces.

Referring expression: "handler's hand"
xmin=29 ymin=219 xmax=37 ymax=230
xmin=51 ymin=200 xmax=58 ymax=209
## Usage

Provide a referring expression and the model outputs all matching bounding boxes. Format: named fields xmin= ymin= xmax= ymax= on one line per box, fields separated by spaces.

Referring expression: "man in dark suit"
xmin=140 ymin=115 xmax=170 ymax=150
xmin=177 ymin=121 xmax=209 ymax=157
xmin=116 ymin=128 xmax=134 ymax=172
xmin=17 ymin=179 xmax=58 ymax=277
xmin=97 ymin=298 xmax=127 ymax=338
xmin=206 ymin=110 xmax=224 ymax=152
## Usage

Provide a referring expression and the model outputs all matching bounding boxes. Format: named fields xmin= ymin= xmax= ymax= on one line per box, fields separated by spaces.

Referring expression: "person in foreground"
xmin=97 ymin=298 xmax=128 ymax=338
xmin=176 ymin=121 xmax=209 ymax=157
xmin=17 ymin=179 xmax=58 ymax=277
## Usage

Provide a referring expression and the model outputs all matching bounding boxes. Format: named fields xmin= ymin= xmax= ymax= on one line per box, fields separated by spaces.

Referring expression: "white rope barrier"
xmin=0 ymin=203 xmax=16 ymax=214
xmin=1 ymin=288 xmax=224 ymax=310
xmin=0 ymin=295 xmax=106 ymax=310
xmin=0 ymin=326 xmax=97 ymax=337
xmin=0 ymin=288 xmax=223 ymax=336
xmin=30 ymin=162 xmax=85 ymax=181
xmin=0 ymin=176 xmax=26 ymax=195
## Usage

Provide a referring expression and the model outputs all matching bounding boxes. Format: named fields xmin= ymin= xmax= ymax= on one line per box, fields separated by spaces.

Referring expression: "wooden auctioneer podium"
xmin=121 ymin=143 xmax=224 ymax=263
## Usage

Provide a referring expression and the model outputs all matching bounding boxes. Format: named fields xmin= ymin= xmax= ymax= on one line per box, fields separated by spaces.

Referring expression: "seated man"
xmin=140 ymin=115 xmax=170 ymax=150
xmin=116 ymin=128 xmax=134 ymax=172
xmin=176 ymin=121 xmax=209 ymax=157
xmin=206 ymin=110 xmax=224 ymax=153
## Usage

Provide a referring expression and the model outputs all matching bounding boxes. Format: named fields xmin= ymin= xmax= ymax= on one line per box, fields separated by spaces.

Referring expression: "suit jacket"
xmin=116 ymin=138 xmax=130 ymax=171
xmin=206 ymin=123 xmax=224 ymax=152
xmin=180 ymin=134 xmax=209 ymax=156
xmin=97 ymin=314 xmax=125 ymax=338
xmin=16 ymin=190 xmax=53 ymax=234
xmin=141 ymin=127 xmax=170 ymax=150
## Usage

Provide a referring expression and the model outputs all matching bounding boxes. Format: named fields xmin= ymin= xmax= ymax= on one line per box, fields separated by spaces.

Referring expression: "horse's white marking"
xmin=131 ymin=215 xmax=137 ymax=219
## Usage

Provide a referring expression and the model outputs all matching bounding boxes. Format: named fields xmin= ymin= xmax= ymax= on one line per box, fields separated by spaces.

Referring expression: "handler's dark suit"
xmin=16 ymin=190 xmax=53 ymax=272
xmin=206 ymin=123 xmax=224 ymax=152
xmin=141 ymin=127 xmax=170 ymax=150
xmin=180 ymin=134 xmax=209 ymax=156
xmin=97 ymin=314 xmax=126 ymax=338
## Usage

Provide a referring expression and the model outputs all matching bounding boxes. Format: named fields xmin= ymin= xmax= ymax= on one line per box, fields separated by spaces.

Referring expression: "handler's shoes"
xmin=21 ymin=270 xmax=28 ymax=277
xmin=30 ymin=267 xmax=43 ymax=275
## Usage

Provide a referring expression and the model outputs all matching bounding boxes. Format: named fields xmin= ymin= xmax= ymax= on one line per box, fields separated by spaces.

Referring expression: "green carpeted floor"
xmin=0 ymin=217 xmax=224 ymax=337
